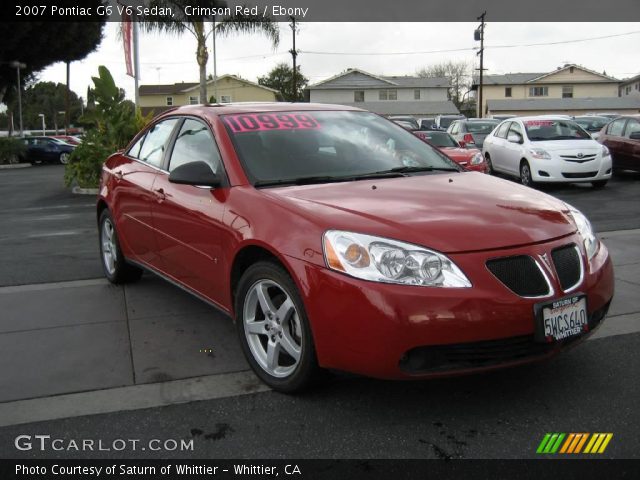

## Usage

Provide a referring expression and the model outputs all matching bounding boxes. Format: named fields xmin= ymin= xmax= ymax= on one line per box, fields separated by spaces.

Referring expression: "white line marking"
xmin=0 ymin=371 xmax=270 ymax=427
xmin=26 ymin=230 xmax=84 ymax=239
xmin=0 ymin=278 xmax=108 ymax=294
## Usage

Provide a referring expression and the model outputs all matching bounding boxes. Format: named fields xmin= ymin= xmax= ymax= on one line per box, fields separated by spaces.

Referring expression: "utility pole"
xmin=289 ymin=16 xmax=298 ymax=102
xmin=475 ymin=12 xmax=486 ymax=118
xmin=11 ymin=61 xmax=26 ymax=137
xmin=132 ymin=16 xmax=141 ymax=107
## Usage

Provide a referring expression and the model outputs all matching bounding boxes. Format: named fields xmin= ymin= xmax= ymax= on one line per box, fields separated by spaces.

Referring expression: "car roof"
xmin=510 ymin=115 xmax=575 ymax=122
xmin=156 ymin=102 xmax=364 ymax=119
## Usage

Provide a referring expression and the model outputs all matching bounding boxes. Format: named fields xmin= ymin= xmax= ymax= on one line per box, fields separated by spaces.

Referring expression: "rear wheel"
xmin=99 ymin=209 xmax=143 ymax=284
xmin=235 ymin=261 xmax=320 ymax=393
xmin=520 ymin=160 xmax=536 ymax=188
xmin=592 ymin=180 xmax=608 ymax=189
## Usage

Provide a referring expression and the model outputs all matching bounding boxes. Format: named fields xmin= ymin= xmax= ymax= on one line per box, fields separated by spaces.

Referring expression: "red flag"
xmin=121 ymin=14 xmax=134 ymax=78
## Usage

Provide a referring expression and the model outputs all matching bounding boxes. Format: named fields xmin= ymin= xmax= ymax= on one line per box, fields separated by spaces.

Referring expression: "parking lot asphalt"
xmin=0 ymin=164 xmax=638 ymax=459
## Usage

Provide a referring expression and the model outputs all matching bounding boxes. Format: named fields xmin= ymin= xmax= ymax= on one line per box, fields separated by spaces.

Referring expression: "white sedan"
xmin=482 ymin=116 xmax=612 ymax=188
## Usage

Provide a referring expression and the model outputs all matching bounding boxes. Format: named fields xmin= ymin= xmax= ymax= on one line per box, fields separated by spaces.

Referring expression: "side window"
xmin=495 ymin=122 xmax=511 ymax=139
xmin=449 ymin=122 xmax=459 ymax=134
xmin=138 ymin=119 xmax=179 ymax=168
xmin=168 ymin=118 xmax=222 ymax=174
xmin=607 ymin=119 xmax=626 ymax=137
xmin=509 ymin=122 xmax=523 ymax=137
xmin=624 ymin=119 xmax=640 ymax=137
xmin=127 ymin=133 xmax=147 ymax=159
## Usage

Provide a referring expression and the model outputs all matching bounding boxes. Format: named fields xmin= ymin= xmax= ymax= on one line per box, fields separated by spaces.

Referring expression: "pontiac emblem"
xmin=540 ymin=253 xmax=552 ymax=270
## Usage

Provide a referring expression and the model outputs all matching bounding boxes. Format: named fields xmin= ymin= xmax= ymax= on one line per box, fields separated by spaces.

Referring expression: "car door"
xmin=601 ymin=118 xmax=627 ymax=169
xmin=150 ymin=117 xmax=229 ymax=306
xmin=621 ymin=118 xmax=640 ymax=170
xmin=502 ymin=122 xmax=526 ymax=175
xmin=488 ymin=121 xmax=511 ymax=172
xmin=111 ymin=118 xmax=180 ymax=267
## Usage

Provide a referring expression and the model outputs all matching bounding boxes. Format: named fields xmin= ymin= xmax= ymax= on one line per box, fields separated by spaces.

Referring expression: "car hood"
xmin=264 ymin=173 xmax=576 ymax=253
xmin=530 ymin=139 xmax=601 ymax=153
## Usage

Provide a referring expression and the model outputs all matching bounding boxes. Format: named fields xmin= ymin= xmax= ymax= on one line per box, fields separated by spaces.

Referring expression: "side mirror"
xmin=458 ymin=140 xmax=467 ymax=148
xmin=630 ymin=132 xmax=640 ymax=140
xmin=507 ymin=133 xmax=523 ymax=144
xmin=168 ymin=161 xmax=221 ymax=187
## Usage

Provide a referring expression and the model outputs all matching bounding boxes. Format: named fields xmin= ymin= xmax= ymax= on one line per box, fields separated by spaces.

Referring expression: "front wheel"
xmin=520 ymin=160 xmax=536 ymax=188
xmin=484 ymin=153 xmax=493 ymax=175
xmin=59 ymin=152 xmax=71 ymax=165
xmin=235 ymin=261 xmax=320 ymax=393
xmin=98 ymin=209 xmax=143 ymax=284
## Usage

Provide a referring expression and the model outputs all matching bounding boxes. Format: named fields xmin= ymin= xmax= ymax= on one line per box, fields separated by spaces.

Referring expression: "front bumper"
xmin=286 ymin=234 xmax=614 ymax=379
xmin=530 ymin=154 xmax=612 ymax=183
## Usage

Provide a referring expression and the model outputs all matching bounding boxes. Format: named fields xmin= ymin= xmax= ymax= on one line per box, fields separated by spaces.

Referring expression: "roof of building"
xmin=475 ymin=64 xmax=620 ymax=87
xmin=331 ymin=100 xmax=459 ymax=115
xmin=308 ymin=68 xmax=450 ymax=90
xmin=139 ymin=74 xmax=280 ymax=96
xmin=620 ymin=73 xmax=640 ymax=86
xmin=487 ymin=97 xmax=640 ymax=112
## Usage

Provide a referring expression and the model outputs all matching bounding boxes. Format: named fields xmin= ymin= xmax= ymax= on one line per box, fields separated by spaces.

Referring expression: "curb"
xmin=0 ymin=163 xmax=31 ymax=170
xmin=72 ymin=186 xmax=99 ymax=195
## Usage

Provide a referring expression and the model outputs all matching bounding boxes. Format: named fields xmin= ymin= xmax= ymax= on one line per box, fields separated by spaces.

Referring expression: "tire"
xmin=520 ymin=160 xmax=536 ymax=188
xmin=484 ymin=153 xmax=493 ymax=175
xmin=59 ymin=152 xmax=71 ymax=165
xmin=98 ymin=209 xmax=143 ymax=284
xmin=591 ymin=180 xmax=608 ymax=189
xmin=235 ymin=261 xmax=320 ymax=393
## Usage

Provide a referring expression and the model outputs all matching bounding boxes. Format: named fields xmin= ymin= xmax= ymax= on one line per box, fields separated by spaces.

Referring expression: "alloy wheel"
xmin=101 ymin=218 xmax=117 ymax=275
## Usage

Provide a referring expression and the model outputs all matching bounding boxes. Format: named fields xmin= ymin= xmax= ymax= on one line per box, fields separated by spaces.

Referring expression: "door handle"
xmin=153 ymin=188 xmax=166 ymax=202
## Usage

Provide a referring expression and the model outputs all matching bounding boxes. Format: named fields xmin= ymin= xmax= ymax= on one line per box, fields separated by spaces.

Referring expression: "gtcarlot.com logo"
xmin=536 ymin=433 xmax=613 ymax=454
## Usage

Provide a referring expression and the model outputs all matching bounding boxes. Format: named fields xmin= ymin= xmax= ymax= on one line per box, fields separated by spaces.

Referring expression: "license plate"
xmin=536 ymin=295 xmax=588 ymax=342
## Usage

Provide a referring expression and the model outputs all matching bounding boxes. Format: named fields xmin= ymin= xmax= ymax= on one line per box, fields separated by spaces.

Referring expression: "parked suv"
xmin=597 ymin=115 xmax=640 ymax=172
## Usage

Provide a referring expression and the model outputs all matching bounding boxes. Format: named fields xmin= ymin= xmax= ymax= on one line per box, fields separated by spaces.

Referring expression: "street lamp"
xmin=10 ymin=61 xmax=26 ymax=137
xmin=38 ymin=114 xmax=45 ymax=136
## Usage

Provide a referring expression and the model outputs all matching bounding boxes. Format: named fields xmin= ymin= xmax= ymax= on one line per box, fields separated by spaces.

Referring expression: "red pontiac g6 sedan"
xmin=97 ymin=104 xmax=614 ymax=392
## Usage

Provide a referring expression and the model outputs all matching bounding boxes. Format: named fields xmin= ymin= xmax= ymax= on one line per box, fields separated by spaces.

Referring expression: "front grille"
xmin=486 ymin=256 xmax=549 ymax=297
xmin=561 ymin=154 xmax=596 ymax=163
xmin=399 ymin=301 xmax=610 ymax=374
xmin=552 ymin=244 xmax=582 ymax=291
xmin=562 ymin=171 xmax=598 ymax=178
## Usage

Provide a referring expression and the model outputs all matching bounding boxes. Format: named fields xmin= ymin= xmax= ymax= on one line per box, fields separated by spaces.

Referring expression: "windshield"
xmin=466 ymin=121 xmax=498 ymax=134
xmin=574 ymin=117 xmax=609 ymax=131
xmin=415 ymin=131 xmax=459 ymax=148
xmin=223 ymin=111 xmax=459 ymax=185
xmin=523 ymin=119 xmax=591 ymax=141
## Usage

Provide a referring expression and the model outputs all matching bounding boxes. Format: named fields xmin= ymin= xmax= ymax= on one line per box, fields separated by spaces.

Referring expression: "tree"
xmin=4 ymin=82 xmax=83 ymax=131
xmin=0 ymin=14 xmax=105 ymax=104
xmin=258 ymin=63 xmax=308 ymax=101
xmin=140 ymin=0 xmax=279 ymax=103
xmin=416 ymin=61 xmax=473 ymax=109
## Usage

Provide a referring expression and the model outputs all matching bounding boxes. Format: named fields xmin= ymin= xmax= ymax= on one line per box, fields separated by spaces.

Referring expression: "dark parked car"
xmin=447 ymin=119 xmax=500 ymax=149
xmin=573 ymin=116 xmax=610 ymax=141
xmin=22 ymin=136 xmax=75 ymax=164
xmin=598 ymin=115 xmax=640 ymax=172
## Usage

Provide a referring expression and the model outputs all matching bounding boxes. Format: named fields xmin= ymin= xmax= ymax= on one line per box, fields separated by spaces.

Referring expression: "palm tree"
xmin=140 ymin=0 xmax=279 ymax=103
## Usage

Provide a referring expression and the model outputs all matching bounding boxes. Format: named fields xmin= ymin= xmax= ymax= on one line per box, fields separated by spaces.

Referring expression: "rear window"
xmin=466 ymin=121 xmax=499 ymax=134
xmin=415 ymin=131 xmax=458 ymax=148
xmin=223 ymin=111 xmax=456 ymax=184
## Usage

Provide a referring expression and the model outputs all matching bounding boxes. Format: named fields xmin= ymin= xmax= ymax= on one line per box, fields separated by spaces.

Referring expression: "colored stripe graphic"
xmin=538 ymin=433 xmax=613 ymax=454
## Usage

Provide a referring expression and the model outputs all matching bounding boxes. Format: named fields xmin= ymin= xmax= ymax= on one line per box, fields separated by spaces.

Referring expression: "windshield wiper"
xmin=386 ymin=165 xmax=460 ymax=173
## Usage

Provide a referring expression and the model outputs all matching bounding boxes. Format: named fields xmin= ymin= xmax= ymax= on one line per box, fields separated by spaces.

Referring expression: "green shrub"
xmin=0 ymin=137 xmax=26 ymax=165
xmin=65 ymin=66 xmax=149 ymax=188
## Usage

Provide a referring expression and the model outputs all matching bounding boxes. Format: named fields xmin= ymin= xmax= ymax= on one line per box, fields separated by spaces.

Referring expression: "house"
xmin=138 ymin=74 xmax=281 ymax=117
xmin=472 ymin=64 xmax=640 ymax=116
xmin=620 ymin=73 xmax=640 ymax=98
xmin=306 ymin=68 xmax=459 ymax=117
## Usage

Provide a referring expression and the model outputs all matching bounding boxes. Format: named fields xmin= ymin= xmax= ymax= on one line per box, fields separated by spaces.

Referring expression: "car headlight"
xmin=323 ymin=230 xmax=471 ymax=287
xmin=471 ymin=152 xmax=483 ymax=165
xmin=601 ymin=145 xmax=610 ymax=157
xmin=529 ymin=148 xmax=551 ymax=160
xmin=566 ymin=204 xmax=598 ymax=260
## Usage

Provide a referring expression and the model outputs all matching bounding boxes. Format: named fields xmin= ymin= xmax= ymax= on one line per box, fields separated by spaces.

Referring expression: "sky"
xmin=36 ymin=22 xmax=640 ymax=102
